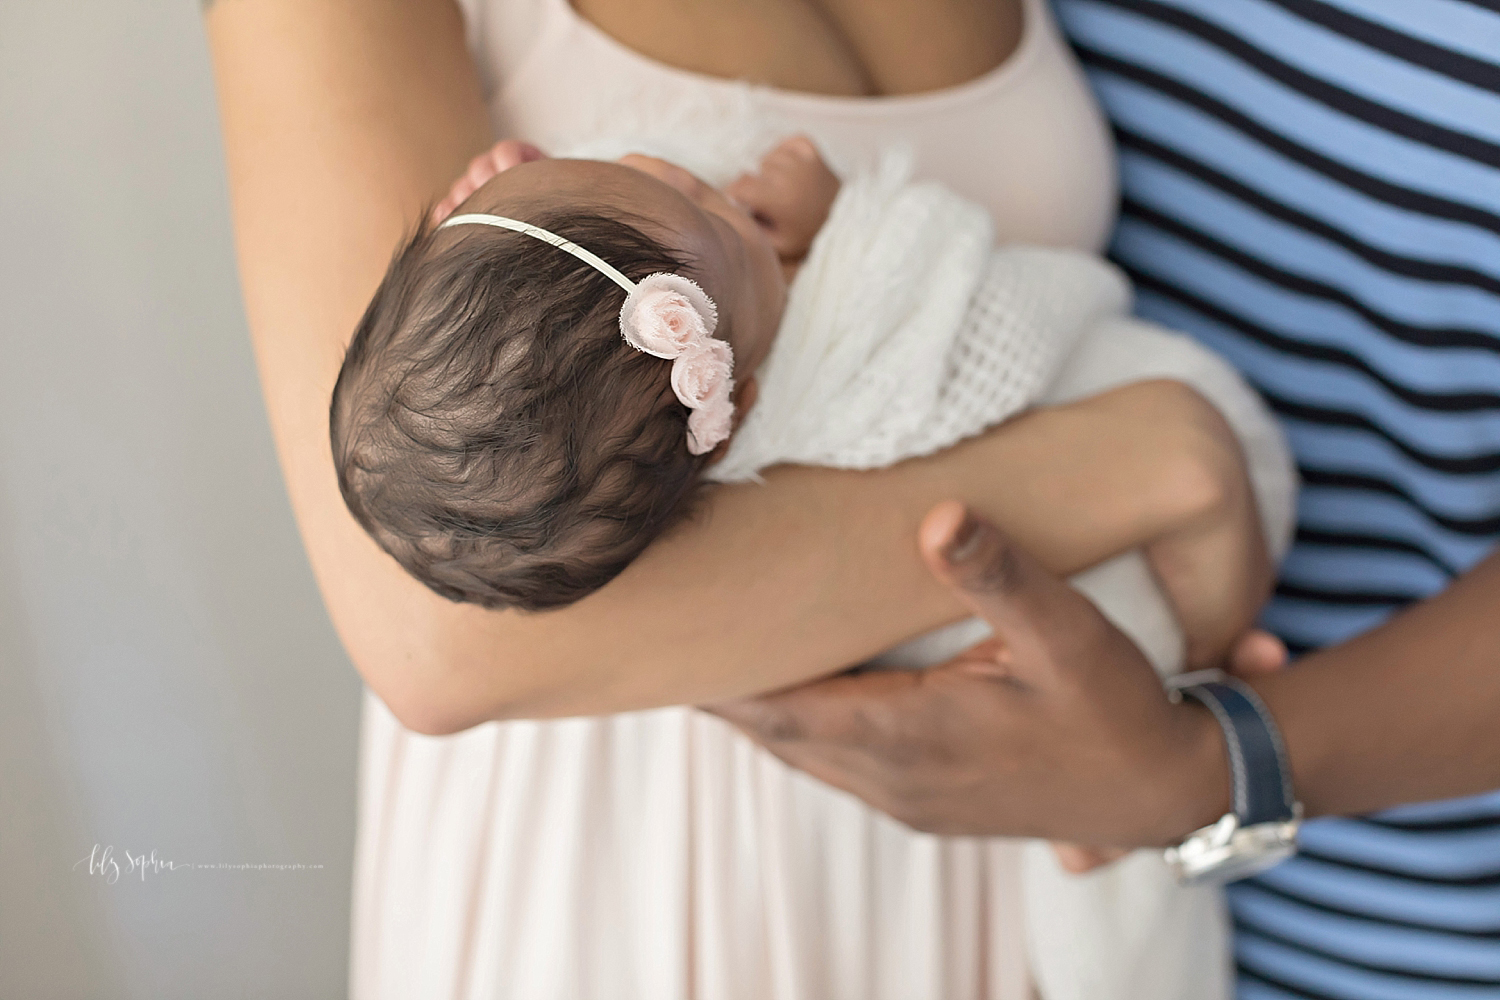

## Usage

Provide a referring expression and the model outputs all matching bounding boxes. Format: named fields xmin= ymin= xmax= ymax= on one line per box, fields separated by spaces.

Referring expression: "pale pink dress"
xmin=350 ymin=1 xmax=1117 ymax=997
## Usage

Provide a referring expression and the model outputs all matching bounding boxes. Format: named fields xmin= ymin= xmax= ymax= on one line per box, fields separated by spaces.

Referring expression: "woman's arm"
xmin=206 ymin=0 xmax=1241 ymax=734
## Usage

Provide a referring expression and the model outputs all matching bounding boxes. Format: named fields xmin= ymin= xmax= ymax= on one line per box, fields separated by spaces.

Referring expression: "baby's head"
xmin=331 ymin=151 xmax=786 ymax=611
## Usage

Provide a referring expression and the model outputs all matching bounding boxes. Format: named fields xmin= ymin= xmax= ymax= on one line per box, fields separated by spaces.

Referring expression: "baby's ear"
xmin=701 ymin=377 xmax=757 ymax=468
xmin=732 ymin=376 xmax=759 ymax=426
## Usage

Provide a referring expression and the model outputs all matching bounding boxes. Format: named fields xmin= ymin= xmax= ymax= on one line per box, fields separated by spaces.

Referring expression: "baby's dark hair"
xmin=330 ymin=208 xmax=719 ymax=611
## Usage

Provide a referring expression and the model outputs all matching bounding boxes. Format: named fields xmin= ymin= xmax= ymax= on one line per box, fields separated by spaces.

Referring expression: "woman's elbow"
xmin=321 ymin=555 xmax=668 ymax=729
xmin=381 ymin=688 xmax=480 ymax=736
xmin=350 ymin=639 xmax=523 ymax=736
xmin=325 ymin=588 xmax=557 ymax=734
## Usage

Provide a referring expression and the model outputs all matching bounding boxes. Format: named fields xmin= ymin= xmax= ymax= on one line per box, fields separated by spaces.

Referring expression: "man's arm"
xmin=206 ymin=0 xmax=1248 ymax=734
xmin=714 ymin=504 xmax=1500 ymax=844
xmin=1253 ymin=547 xmax=1500 ymax=820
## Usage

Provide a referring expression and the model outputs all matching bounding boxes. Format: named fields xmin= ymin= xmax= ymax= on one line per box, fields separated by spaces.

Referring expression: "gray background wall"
xmin=0 ymin=3 xmax=362 ymax=997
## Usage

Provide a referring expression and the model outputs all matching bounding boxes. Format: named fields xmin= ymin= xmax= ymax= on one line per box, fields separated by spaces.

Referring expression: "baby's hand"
xmin=431 ymin=139 xmax=546 ymax=225
xmin=725 ymin=136 xmax=841 ymax=268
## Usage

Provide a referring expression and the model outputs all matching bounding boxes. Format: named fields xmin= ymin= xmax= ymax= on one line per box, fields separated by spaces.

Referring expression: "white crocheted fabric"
xmin=708 ymin=154 xmax=1132 ymax=483
xmin=706 ymin=156 xmax=1295 ymax=668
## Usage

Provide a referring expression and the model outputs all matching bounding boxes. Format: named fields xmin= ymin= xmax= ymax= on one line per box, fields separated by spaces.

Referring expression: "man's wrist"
xmin=1152 ymin=700 xmax=1233 ymax=845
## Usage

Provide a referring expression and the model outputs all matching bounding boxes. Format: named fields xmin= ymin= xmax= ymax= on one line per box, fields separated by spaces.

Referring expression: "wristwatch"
xmin=1162 ymin=669 xmax=1302 ymax=885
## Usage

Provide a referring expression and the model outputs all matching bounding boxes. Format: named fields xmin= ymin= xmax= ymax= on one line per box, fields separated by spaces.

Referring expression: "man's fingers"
xmin=919 ymin=501 xmax=1065 ymax=613
xmin=918 ymin=502 xmax=1102 ymax=665
xmin=704 ymin=668 xmax=926 ymax=748
xmin=706 ymin=666 xmax=1014 ymax=836
xmin=704 ymin=687 xmax=906 ymax=820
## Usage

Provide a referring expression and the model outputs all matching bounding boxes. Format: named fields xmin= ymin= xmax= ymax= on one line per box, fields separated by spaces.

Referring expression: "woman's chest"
xmin=569 ymin=0 xmax=1024 ymax=98
xmin=467 ymin=0 xmax=1118 ymax=252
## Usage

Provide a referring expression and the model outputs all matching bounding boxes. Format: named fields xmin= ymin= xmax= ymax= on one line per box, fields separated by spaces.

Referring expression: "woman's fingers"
xmin=1229 ymin=628 xmax=1288 ymax=675
xmin=476 ymin=140 xmax=544 ymax=180
xmin=1050 ymin=842 xmax=1130 ymax=874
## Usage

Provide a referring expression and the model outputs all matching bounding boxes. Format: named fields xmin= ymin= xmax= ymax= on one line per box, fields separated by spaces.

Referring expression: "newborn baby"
xmin=332 ymin=137 xmax=1282 ymax=668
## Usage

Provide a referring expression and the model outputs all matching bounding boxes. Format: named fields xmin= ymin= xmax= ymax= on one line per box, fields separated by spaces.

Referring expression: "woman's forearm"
xmin=1242 ymin=550 xmax=1500 ymax=821
xmin=206 ymin=1 xmax=1236 ymax=733
xmin=371 ymin=382 xmax=1232 ymax=732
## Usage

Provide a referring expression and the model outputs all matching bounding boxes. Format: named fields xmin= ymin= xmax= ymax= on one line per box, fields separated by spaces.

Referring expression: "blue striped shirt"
xmin=1052 ymin=1 xmax=1500 ymax=996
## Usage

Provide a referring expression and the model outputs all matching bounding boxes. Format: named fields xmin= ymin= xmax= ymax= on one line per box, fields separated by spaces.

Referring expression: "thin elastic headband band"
xmin=439 ymin=213 xmax=636 ymax=292
xmin=438 ymin=210 xmax=735 ymax=455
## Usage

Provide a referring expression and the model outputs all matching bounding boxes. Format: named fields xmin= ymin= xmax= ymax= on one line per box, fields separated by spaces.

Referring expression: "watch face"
xmin=1165 ymin=817 xmax=1301 ymax=886
xmin=1213 ymin=841 xmax=1298 ymax=884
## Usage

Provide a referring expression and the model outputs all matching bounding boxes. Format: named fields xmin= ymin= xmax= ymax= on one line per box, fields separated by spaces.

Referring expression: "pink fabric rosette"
xmin=673 ymin=338 xmax=735 ymax=455
xmin=618 ymin=273 xmax=720 ymax=355
xmin=620 ymin=273 xmax=735 ymax=455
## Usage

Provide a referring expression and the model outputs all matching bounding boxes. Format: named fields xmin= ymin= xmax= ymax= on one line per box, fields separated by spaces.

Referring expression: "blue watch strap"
xmin=1170 ymin=673 xmax=1296 ymax=826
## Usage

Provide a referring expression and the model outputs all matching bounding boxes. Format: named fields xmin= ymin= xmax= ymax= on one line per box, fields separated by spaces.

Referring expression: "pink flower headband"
xmin=438 ymin=212 xmax=735 ymax=456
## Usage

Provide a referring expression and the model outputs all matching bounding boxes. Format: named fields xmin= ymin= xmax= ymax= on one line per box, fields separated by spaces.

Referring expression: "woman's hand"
xmin=708 ymin=501 xmax=1233 ymax=846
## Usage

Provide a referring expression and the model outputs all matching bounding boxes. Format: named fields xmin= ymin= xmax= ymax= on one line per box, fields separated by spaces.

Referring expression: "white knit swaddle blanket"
xmin=708 ymin=155 xmax=1299 ymax=1000
xmin=710 ymin=152 xmax=1120 ymax=480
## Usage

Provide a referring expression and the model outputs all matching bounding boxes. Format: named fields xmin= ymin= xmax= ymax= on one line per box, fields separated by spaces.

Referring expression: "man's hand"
xmin=1050 ymin=627 xmax=1287 ymax=872
xmin=707 ymin=501 xmax=1232 ymax=847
